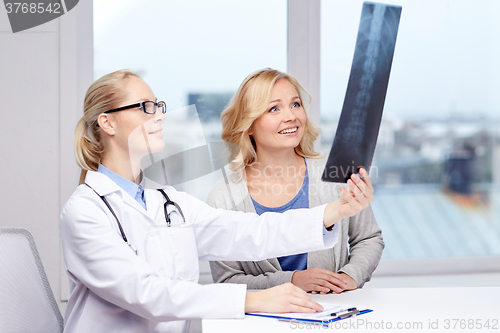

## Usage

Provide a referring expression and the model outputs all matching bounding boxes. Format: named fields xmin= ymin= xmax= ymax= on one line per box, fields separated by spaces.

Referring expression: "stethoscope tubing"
xmin=85 ymin=184 xmax=183 ymax=256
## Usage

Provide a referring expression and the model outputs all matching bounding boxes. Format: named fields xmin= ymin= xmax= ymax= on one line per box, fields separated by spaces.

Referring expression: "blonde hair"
xmin=75 ymin=69 xmax=140 ymax=184
xmin=221 ymin=68 xmax=321 ymax=179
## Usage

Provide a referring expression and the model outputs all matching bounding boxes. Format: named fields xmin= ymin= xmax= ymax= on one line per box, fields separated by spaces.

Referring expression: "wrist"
xmin=245 ymin=291 xmax=260 ymax=313
xmin=291 ymin=270 xmax=298 ymax=285
xmin=323 ymin=200 xmax=344 ymax=230
xmin=339 ymin=272 xmax=358 ymax=289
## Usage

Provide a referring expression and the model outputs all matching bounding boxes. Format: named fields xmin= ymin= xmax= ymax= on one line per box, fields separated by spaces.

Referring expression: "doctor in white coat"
xmin=60 ymin=69 xmax=375 ymax=333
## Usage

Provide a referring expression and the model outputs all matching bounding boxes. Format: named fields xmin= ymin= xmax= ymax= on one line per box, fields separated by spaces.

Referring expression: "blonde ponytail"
xmin=75 ymin=69 xmax=139 ymax=184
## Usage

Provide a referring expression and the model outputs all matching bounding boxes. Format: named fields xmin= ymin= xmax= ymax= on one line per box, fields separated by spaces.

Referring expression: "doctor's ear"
xmin=97 ymin=113 xmax=115 ymax=136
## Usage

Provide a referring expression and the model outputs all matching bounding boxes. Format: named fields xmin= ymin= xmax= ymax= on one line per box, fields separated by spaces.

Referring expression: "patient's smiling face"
xmin=249 ymin=78 xmax=307 ymax=153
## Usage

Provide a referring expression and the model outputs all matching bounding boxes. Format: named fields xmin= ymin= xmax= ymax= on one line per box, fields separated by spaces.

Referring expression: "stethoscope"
xmin=85 ymin=184 xmax=185 ymax=255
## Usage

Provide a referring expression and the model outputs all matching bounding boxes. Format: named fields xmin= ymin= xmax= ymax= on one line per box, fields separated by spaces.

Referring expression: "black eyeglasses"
xmin=105 ymin=101 xmax=167 ymax=115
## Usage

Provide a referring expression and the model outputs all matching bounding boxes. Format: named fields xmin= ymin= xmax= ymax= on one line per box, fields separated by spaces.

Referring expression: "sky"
xmin=94 ymin=0 xmax=500 ymax=121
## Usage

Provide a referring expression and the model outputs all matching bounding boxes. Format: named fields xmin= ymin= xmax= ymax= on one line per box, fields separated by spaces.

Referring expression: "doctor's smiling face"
xmin=99 ymin=76 xmax=166 ymax=158
xmin=248 ymin=78 xmax=306 ymax=153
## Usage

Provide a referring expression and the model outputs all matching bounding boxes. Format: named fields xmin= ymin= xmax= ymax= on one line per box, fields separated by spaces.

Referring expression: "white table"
xmin=203 ymin=287 xmax=500 ymax=332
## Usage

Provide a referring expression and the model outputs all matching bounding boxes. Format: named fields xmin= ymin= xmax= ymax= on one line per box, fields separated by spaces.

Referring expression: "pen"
xmin=331 ymin=307 xmax=357 ymax=317
xmin=338 ymin=310 xmax=360 ymax=319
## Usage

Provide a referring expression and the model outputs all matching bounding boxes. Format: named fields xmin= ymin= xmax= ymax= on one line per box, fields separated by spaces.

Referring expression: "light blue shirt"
xmin=251 ymin=167 xmax=310 ymax=271
xmin=97 ymin=164 xmax=146 ymax=210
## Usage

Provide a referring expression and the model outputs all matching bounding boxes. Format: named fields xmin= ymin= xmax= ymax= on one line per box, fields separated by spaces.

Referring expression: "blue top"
xmin=251 ymin=167 xmax=309 ymax=271
xmin=97 ymin=164 xmax=146 ymax=210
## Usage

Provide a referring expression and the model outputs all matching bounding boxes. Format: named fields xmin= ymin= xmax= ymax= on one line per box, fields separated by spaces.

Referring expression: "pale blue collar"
xmin=97 ymin=164 xmax=146 ymax=208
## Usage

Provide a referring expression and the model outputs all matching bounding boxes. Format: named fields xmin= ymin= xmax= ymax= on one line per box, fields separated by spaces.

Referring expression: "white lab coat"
xmin=60 ymin=171 xmax=339 ymax=333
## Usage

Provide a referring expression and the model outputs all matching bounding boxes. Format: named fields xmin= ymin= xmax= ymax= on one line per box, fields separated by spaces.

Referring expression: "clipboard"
xmin=246 ymin=309 xmax=373 ymax=326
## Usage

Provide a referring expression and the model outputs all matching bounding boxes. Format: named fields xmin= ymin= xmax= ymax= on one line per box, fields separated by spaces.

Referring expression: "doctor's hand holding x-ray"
xmin=60 ymin=70 xmax=374 ymax=333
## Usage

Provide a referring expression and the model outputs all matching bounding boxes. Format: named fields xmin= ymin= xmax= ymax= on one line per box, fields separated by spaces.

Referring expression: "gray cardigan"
xmin=207 ymin=157 xmax=384 ymax=289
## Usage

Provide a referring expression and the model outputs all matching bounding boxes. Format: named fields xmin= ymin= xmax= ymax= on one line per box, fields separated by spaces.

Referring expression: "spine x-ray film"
xmin=322 ymin=2 xmax=402 ymax=183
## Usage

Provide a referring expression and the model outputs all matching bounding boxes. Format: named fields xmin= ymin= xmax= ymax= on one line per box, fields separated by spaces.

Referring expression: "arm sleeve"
xmin=187 ymin=193 xmax=339 ymax=262
xmin=60 ymin=195 xmax=247 ymax=322
xmin=337 ymin=205 xmax=384 ymax=288
xmin=206 ymin=189 xmax=295 ymax=289
xmin=209 ymin=260 xmax=295 ymax=289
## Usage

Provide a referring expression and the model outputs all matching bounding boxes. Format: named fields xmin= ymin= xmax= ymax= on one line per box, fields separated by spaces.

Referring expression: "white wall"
xmin=0 ymin=2 xmax=93 ymax=310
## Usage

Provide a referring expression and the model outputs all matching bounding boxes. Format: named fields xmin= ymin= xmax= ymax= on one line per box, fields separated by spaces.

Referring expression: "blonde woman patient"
xmin=208 ymin=68 xmax=384 ymax=294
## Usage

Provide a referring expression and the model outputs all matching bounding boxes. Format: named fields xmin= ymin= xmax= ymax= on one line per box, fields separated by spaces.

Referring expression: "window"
xmin=95 ymin=0 xmax=500 ymax=274
xmin=94 ymin=0 xmax=287 ymax=200
xmin=321 ymin=0 xmax=500 ymax=264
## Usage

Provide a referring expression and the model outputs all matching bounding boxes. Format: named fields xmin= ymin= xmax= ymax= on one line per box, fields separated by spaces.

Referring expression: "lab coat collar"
xmin=144 ymin=190 xmax=160 ymax=221
xmin=85 ymin=170 xmax=167 ymax=221
xmin=84 ymin=171 xmax=152 ymax=219
xmin=143 ymin=177 xmax=165 ymax=221
xmin=84 ymin=170 xmax=123 ymax=197
xmin=97 ymin=164 xmax=145 ymax=203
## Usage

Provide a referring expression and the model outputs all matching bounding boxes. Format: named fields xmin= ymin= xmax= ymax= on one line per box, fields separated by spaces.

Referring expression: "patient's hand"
xmin=310 ymin=273 xmax=357 ymax=294
xmin=291 ymin=268 xmax=356 ymax=294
